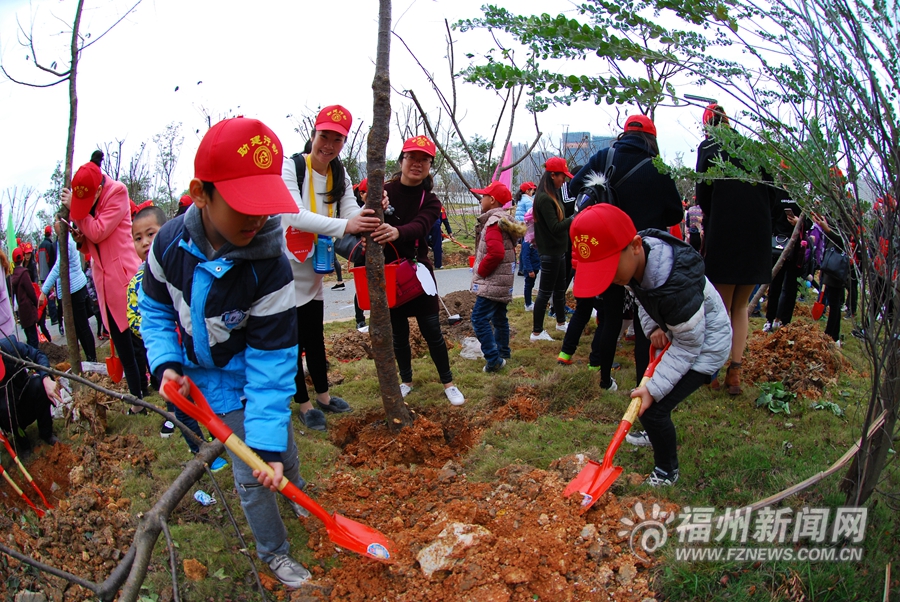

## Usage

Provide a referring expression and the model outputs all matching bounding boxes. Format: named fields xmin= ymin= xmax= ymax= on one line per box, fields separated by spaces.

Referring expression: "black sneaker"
xmin=332 ymin=282 xmax=346 ymax=291
xmin=645 ymin=467 xmax=679 ymax=486
xmin=160 ymin=420 xmax=175 ymax=438
xmin=299 ymin=408 xmax=327 ymax=431
xmin=316 ymin=397 xmax=353 ymax=413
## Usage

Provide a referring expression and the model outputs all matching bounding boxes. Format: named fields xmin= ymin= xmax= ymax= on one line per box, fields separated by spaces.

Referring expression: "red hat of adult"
xmin=702 ymin=103 xmax=729 ymax=126
xmin=179 ymin=194 xmax=193 ymax=207
xmin=519 ymin=181 xmax=537 ymax=193
xmin=194 ymin=117 xmax=299 ymax=216
xmin=22 ymin=242 xmax=33 ymax=253
xmin=70 ymin=161 xmax=104 ymax=220
xmin=12 ymin=248 xmax=24 ymax=263
xmin=471 ymin=182 xmax=512 ymax=206
xmin=44 ymin=225 xmax=52 ymax=235
xmin=623 ymin=114 xmax=657 ymax=137
xmin=355 ymin=178 xmax=368 ymax=193
xmin=401 ymin=135 xmax=436 ymax=158
xmin=315 ymin=105 xmax=352 ymax=137
xmin=544 ymin=157 xmax=573 ymax=178
xmin=570 ymin=204 xmax=637 ymax=298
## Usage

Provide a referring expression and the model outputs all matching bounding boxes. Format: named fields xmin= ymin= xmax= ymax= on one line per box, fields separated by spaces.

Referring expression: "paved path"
xmin=322 ymin=267 xmax=529 ymax=323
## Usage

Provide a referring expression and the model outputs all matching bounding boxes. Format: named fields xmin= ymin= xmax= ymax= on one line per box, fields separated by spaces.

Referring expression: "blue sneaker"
xmin=210 ymin=457 xmax=229 ymax=473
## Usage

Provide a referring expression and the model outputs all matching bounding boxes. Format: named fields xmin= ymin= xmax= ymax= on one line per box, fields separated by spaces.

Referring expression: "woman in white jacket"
xmin=281 ymin=105 xmax=380 ymax=430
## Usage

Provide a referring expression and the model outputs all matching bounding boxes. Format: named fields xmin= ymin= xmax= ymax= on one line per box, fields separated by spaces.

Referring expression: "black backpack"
xmin=574 ymin=145 xmax=651 ymax=213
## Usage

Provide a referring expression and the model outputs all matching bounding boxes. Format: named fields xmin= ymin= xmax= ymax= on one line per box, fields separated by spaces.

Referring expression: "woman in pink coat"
xmin=63 ymin=156 xmax=144 ymax=410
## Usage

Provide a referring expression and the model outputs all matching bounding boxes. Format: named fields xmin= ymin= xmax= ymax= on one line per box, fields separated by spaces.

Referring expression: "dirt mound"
xmin=0 ymin=435 xmax=152 ymax=598
xmin=490 ymin=386 xmax=547 ymax=422
xmin=39 ymin=341 xmax=70 ymax=365
xmin=300 ymin=460 xmax=662 ymax=601
xmin=743 ymin=321 xmax=851 ymax=399
xmin=330 ymin=320 xmax=446 ymax=362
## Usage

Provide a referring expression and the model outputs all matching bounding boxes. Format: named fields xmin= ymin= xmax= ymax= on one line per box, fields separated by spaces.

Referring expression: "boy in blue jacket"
xmin=140 ymin=117 xmax=309 ymax=588
xmin=570 ymin=204 xmax=731 ymax=486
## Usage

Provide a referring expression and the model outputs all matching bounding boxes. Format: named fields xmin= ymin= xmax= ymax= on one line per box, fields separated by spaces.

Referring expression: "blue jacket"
xmin=41 ymin=237 xmax=88 ymax=297
xmin=140 ymin=206 xmax=298 ymax=455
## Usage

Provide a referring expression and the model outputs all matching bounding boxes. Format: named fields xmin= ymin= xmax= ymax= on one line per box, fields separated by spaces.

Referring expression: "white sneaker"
xmin=762 ymin=321 xmax=773 ymax=333
xmin=555 ymin=322 xmax=568 ymax=332
xmin=524 ymin=304 xmax=534 ymax=312
xmin=626 ymin=430 xmax=652 ymax=447
xmin=267 ymin=554 xmax=310 ymax=588
xmin=357 ymin=325 xmax=369 ymax=333
xmin=444 ymin=386 xmax=465 ymax=406
xmin=530 ymin=330 xmax=553 ymax=342
xmin=603 ymin=377 xmax=618 ymax=392
xmin=772 ymin=319 xmax=783 ymax=331
xmin=400 ymin=383 xmax=412 ymax=398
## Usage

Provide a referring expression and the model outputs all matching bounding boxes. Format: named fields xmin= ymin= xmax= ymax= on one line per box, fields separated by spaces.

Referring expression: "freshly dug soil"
xmin=742 ymin=321 xmax=851 ymax=399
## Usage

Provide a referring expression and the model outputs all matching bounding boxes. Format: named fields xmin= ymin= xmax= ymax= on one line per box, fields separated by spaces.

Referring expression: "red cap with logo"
xmin=401 ymin=135 xmax=436 ymax=158
xmin=471 ymin=182 xmax=512 ymax=206
xmin=12 ymin=248 xmax=24 ymax=263
xmin=194 ymin=117 xmax=298 ymax=216
xmin=624 ymin=114 xmax=657 ymax=137
xmin=544 ymin=157 xmax=574 ymax=178
xmin=22 ymin=242 xmax=33 ymax=253
xmin=570 ymin=204 xmax=637 ymax=298
xmin=315 ymin=105 xmax=352 ymax=137
xmin=519 ymin=181 xmax=537 ymax=193
xmin=70 ymin=162 xmax=104 ymax=220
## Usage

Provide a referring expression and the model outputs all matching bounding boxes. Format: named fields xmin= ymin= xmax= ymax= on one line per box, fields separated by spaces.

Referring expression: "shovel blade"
xmin=329 ymin=513 xmax=395 ymax=562
xmin=107 ymin=357 xmax=124 ymax=383
xmin=812 ymin=302 xmax=825 ymax=321
xmin=448 ymin=315 xmax=461 ymax=326
xmin=563 ymin=460 xmax=622 ymax=512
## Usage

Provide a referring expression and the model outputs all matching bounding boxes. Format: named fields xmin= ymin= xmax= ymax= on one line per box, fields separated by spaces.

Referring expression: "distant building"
xmin=509 ymin=130 xmax=615 ymax=185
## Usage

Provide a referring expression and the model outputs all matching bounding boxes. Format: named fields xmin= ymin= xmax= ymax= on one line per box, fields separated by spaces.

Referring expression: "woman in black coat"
xmin=696 ymin=105 xmax=777 ymax=395
xmin=568 ymin=115 xmax=684 ymax=388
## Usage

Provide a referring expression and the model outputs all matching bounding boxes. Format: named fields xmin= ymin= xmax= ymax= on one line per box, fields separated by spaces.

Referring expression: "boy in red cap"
xmin=470 ymin=182 xmax=525 ymax=372
xmin=139 ymin=117 xmax=311 ymax=588
xmin=570 ymin=204 xmax=731 ymax=486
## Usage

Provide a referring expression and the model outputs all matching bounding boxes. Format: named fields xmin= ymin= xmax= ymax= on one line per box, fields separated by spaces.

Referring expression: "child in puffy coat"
xmin=470 ymin=182 xmax=527 ymax=373
xmin=521 ymin=208 xmax=541 ymax=310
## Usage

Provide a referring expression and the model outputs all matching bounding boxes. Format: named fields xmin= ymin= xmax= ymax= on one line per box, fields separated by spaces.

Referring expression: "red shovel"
xmin=106 ymin=338 xmax=124 ymax=383
xmin=163 ymin=379 xmax=395 ymax=562
xmin=812 ymin=289 xmax=826 ymax=320
xmin=564 ymin=342 xmax=671 ymax=512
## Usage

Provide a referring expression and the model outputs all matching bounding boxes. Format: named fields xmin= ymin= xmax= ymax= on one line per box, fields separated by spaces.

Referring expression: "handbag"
xmin=772 ymin=235 xmax=789 ymax=260
xmin=394 ymin=258 xmax=426 ymax=306
xmin=820 ymin=246 xmax=850 ymax=284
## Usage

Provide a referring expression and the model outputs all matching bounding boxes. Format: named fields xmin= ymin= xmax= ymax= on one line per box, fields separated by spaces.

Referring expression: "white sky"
xmin=0 ymin=0 xmax=712 ymax=228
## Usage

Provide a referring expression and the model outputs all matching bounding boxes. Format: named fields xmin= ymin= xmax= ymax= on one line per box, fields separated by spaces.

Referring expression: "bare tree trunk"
xmin=58 ymin=0 xmax=86 ymax=375
xmin=367 ymin=0 xmax=414 ymax=433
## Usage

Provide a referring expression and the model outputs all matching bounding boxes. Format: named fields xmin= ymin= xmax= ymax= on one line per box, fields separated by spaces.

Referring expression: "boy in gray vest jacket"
xmin=570 ymin=204 xmax=731 ymax=486
xmin=470 ymin=182 xmax=526 ymax=373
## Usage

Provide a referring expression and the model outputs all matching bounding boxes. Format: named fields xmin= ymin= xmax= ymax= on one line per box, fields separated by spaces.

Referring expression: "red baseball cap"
xmin=12 ymin=248 xmax=24 ymax=263
xmin=315 ymin=105 xmax=352 ymax=137
xmin=355 ymin=178 xmax=368 ymax=193
xmin=22 ymin=242 xmax=33 ymax=253
xmin=179 ymin=194 xmax=193 ymax=207
xmin=194 ymin=117 xmax=298 ymax=216
xmin=570 ymin=204 xmax=637 ymax=298
xmin=70 ymin=162 xmax=103 ymax=220
xmin=401 ymin=135 xmax=436 ymax=158
xmin=519 ymin=181 xmax=536 ymax=192
xmin=471 ymin=182 xmax=512 ymax=206
xmin=44 ymin=225 xmax=52 ymax=235
xmin=624 ymin=114 xmax=657 ymax=137
xmin=544 ymin=157 xmax=573 ymax=178
xmin=702 ymin=104 xmax=729 ymax=127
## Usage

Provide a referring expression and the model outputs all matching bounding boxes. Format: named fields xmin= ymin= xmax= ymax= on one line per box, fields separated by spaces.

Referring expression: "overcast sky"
xmin=0 ymin=0 xmax=713 ymax=229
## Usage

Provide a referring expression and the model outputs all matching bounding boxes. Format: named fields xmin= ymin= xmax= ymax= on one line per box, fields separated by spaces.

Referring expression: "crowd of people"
xmin=0 ymin=103 xmax=875 ymax=589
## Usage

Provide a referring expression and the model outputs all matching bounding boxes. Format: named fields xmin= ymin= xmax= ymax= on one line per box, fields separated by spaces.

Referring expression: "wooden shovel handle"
xmin=621 ymin=342 xmax=671 ymax=424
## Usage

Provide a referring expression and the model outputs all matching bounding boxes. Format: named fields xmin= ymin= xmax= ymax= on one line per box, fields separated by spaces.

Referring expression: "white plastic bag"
xmin=459 ymin=337 xmax=484 ymax=360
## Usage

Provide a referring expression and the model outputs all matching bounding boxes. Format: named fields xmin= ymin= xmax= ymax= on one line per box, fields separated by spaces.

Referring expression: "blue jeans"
xmin=471 ymin=297 xmax=510 ymax=368
xmin=221 ymin=408 xmax=306 ymax=563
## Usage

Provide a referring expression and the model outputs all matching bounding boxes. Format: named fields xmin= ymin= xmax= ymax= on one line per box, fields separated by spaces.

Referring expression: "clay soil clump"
xmin=742 ymin=321 xmax=851 ymax=399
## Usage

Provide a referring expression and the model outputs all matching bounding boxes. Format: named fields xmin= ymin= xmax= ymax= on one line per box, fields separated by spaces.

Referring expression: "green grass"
xmin=45 ymin=296 xmax=899 ymax=600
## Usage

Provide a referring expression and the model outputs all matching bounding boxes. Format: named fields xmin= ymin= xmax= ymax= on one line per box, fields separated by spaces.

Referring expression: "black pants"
xmin=637 ymin=369 xmax=710 ymax=474
xmin=766 ymin=258 xmax=803 ymax=324
xmin=823 ymin=283 xmax=845 ymax=341
xmin=23 ymin=324 xmax=39 ymax=349
xmin=294 ymin=301 xmax=329 ymax=404
xmin=105 ymin=306 xmax=142 ymax=399
xmin=560 ymin=297 xmax=603 ymax=357
xmin=582 ymin=284 xmax=651 ymax=388
xmin=71 ymin=286 xmax=96 ymax=362
xmin=130 ymin=332 xmax=150 ymax=394
xmin=391 ymin=310 xmax=452 ymax=384
xmin=0 ymin=374 xmax=54 ymax=447
xmin=533 ymin=254 xmax=568 ymax=332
